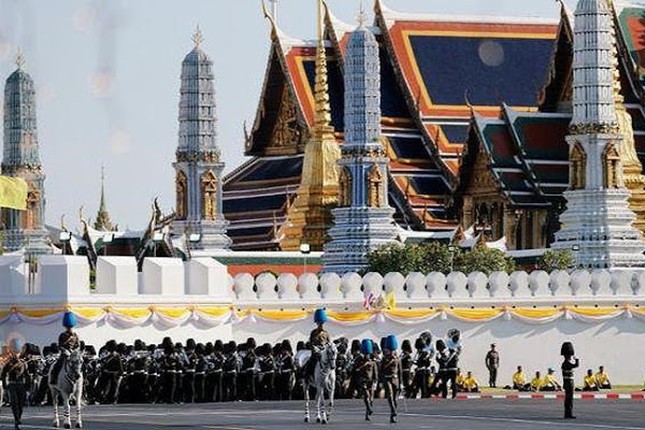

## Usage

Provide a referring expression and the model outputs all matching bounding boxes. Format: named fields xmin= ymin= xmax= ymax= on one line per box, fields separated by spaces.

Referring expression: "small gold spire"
xmin=192 ymin=24 xmax=204 ymax=48
xmin=15 ymin=48 xmax=25 ymax=69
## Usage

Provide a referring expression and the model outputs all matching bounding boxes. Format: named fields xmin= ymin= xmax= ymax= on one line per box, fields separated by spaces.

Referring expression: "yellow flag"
xmin=0 ymin=176 xmax=28 ymax=210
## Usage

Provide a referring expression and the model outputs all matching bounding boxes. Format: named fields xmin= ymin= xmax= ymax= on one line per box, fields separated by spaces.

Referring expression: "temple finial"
xmin=192 ymin=24 xmax=204 ymax=48
xmin=357 ymin=0 xmax=366 ymax=27
xmin=15 ymin=48 xmax=25 ymax=69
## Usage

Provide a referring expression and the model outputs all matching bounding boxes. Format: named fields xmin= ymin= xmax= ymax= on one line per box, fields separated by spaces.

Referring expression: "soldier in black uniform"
xmin=183 ymin=339 xmax=198 ymax=403
xmin=160 ymin=343 xmax=180 ymax=404
xmin=257 ymin=343 xmax=275 ymax=400
xmin=400 ymin=340 xmax=414 ymax=398
xmin=276 ymin=340 xmax=295 ymax=401
xmin=222 ymin=341 xmax=239 ymax=402
xmin=381 ymin=335 xmax=402 ymax=423
xmin=241 ymin=338 xmax=258 ymax=401
xmin=209 ymin=342 xmax=225 ymax=402
xmin=414 ymin=338 xmax=431 ymax=398
xmin=2 ymin=340 xmax=27 ymax=430
xmin=561 ymin=342 xmax=579 ymax=419
xmin=128 ymin=340 xmax=150 ymax=403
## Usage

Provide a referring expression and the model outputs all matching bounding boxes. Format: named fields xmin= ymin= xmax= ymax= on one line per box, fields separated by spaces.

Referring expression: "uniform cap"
xmin=360 ymin=339 xmax=374 ymax=355
xmin=385 ymin=335 xmax=398 ymax=351
xmin=62 ymin=311 xmax=77 ymax=328
xmin=314 ymin=308 xmax=328 ymax=324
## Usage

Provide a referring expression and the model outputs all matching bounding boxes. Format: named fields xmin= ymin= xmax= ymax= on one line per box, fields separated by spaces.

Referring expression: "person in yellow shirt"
xmin=583 ymin=369 xmax=599 ymax=391
xmin=456 ymin=369 xmax=466 ymax=392
xmin=462 ymin=371 xmax=480 ymax=393
xmin=530 ymin=371 xmax=543 ymax=391
xmin=594 ymin=366 xmax=611 ymax=389
xmin=513 ymin=366 xmax=530 ymax=391
xmin=542 ymin=368 xmax=562 ymax=391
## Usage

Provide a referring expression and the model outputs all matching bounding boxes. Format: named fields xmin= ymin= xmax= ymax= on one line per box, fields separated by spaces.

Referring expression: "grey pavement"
xmin=1 ymin=399 xmax=643 ymax=430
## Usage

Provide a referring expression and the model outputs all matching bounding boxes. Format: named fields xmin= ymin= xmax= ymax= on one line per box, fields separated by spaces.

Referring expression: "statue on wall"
xmin=176 ymin=170 xmax=187 ymax=220
xmin=368 ymin=165 xmax=383 ymax=208
xmin=201 ymin=170 xmax=218 ymax=221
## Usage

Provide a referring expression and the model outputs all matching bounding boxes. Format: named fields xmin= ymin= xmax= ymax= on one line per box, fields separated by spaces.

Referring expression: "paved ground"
xmin=1 ymin=399 xmax=643 ymax=430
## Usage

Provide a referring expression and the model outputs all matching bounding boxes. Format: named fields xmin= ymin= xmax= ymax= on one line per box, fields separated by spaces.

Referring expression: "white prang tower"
xmin=172 ymin=27 xmax=231 ymax=251
xmin=552 ymin=0 xmax=645 ymax=268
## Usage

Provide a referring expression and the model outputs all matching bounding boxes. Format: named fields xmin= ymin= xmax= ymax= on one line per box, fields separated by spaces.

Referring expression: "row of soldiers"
xmin=1 ymin=333 xmax=464 ymax=408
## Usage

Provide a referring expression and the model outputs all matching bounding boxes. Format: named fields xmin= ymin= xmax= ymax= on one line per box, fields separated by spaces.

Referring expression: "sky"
xmin=0 ymin=0 xmax=573 ymax=230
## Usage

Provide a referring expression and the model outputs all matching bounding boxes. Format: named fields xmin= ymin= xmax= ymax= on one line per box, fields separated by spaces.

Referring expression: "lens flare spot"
xmin=479 ymin=40 xmax=505 ymax=67
xmin=89 ymin=70 xmax=114 ymax=98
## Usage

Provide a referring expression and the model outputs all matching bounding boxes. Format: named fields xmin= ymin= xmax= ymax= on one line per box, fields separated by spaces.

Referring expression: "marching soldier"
xmin=381 ymin=335 xmax=402 ymax=423
xmin=183 ymin=339 xmax=198 ymax=403
xmin=276 ymin=340 xmax=295 ymax=401
xmin=241 ymin=338 xmax=258 ymax=401
xmin=257 ymin=343 xmax=275 ymax=400
xmin=2 ymin=339 xmax=27 ymax=430
xmin=355 ymin=339 xmax=377 ymax=421
xmin=561 ymin=342 xmax=579 ymax=419
xmin=414 ymin=338 xmax=431 ymax=398
xmin=208 ymin=342 xmax=225 ymax=402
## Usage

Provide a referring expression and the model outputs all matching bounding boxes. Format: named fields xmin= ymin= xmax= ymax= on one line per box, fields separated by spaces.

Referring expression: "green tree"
xmin=453 ymin=245 xmax=515 ymax=275
xmin=366 ymin=242 xmax=453 ymax=275
xmin=537 ymin=249 xmax=575 ymax=272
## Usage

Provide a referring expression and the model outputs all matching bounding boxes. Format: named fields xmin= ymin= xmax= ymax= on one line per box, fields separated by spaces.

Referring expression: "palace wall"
xmin=0 ymin=256 xmax=643 ymax=385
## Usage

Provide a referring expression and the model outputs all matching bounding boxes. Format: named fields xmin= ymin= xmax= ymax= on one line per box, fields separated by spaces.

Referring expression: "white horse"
xmin=303 ymin=343 xmax=337 ymax=424
xmin=48 ymin=349 xmax=84 ymax=429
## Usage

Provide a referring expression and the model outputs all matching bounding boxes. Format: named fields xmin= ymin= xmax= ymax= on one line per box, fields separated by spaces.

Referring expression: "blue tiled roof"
xmin=409 ymin=36 xmax=555 ymax=106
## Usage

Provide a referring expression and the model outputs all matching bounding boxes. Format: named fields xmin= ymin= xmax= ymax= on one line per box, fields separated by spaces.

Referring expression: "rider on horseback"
xmin=306 ymin=309 xmax=331 ymax=379
xmin=50 ymin=312 xmax=80 ymax=384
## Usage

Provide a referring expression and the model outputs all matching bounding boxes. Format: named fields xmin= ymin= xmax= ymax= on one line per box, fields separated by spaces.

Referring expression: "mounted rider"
xmin=306 ymin=308 xmax=331 ymax=378
xmin=50 ymin=311 xmax=80 ymax=384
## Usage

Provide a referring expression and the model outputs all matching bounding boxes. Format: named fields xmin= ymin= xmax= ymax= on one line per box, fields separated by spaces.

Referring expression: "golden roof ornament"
xmin=192 ymin=24 xmax=204 ymax=48
xmin=357 ymin=0 xmax=366 ymax=27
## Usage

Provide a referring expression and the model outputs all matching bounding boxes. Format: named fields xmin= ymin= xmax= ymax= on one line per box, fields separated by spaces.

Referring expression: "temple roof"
xmin=224 ymin=0 xmax=645 ymax=250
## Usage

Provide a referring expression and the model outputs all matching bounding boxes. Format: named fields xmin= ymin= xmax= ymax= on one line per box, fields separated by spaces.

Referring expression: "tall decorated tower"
xmin=552 ymin=0 xmax=645 ymax=268
xmin=323 ymin=11 xmax=398 ymax=273
xmin=1 ymin=52 xmax=51 ymax=254
xmin=281 ymin=0 xmax=341 ymax=251
xmin=172 ymin=27 xmax=231 ymax=250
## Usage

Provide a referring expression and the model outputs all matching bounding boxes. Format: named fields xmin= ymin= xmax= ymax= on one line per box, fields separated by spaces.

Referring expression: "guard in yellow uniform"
xmin=530 ymin=371 xmax=543 ymax=391
xmin=513 ymin=366 xmax=530 ymax=391
xmin=542 ymin=368 xmax=562 ymax=391
xmin=583 ymin=369 xmax=599 ymax=391
xmin=594 ymin=366 xmax=611 ymax=389
xmin=462 ymin=371 xmax=479 ymax=393
xmin=456 ymin=369 xmax=466 ymax=392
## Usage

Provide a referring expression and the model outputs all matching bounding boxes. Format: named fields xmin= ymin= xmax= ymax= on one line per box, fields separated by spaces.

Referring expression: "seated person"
xmin=512 ymin=366 xmax=531 ymax=391
xmin=583 ymin=369 xmax=599 ymax=391
xmin=462 ymin=371 xmax=479 ymax=393
xmin=456 ymin=369 xmax=466 ymax=392
xmin=594 ymin=366 xmax=611 ymax=389
xmin=541 ymin=368 xmax=562 ymax=391
xmin=530 ymin=371 xmax=543 ymax=392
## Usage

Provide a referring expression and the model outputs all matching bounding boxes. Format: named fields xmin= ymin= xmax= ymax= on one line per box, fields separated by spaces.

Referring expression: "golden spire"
xmin=192 ymin=24 xmax=204 ymax=48
xmin=280 ymin=0 xmax=341 ymax=251
xmin=312 ymin=0 xmax=334 ymax=142
xmin=15 ymin=48 xmax=25 ymax=70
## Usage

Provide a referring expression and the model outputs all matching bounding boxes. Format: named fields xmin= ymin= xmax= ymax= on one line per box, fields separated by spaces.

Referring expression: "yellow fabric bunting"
xmin=253 ymin=310 xmax=309 ymax=321
xmin=328 ymin=311 xmax=373 ymax=323
xmin=385 ymin=309 xmax=437 ymax=319
xmin=450 ymin=308 xmax=503 ymax=320
xmin=513 ymin=308 xmax=562 ymax=319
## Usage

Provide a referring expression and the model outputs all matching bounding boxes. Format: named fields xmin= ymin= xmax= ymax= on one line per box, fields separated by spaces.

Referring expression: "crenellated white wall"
xmin=0 ymin=256 xmax=644 ymax=385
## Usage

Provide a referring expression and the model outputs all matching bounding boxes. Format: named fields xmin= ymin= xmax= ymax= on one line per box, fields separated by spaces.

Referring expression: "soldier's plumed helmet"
xmin=195 ymin=344 xmax=205 ymax=355
xmin=162 ymin=337 xmax=173 ymax=347
xmin=296 ymin=341 xmax=305 ymax=351
xmin=186 ymin=338 xmax=196 ymax=350
xmin=134 ymin=339 xmax=144 ymax=351
xmin=561 ymin=341 xmax=575 ymax=357
xmin=380 ymin=337 xmax=388 ymax=350
xmin=282 ymin=339 xmax=293 ymax=353
xmin=116 ymin=343 xmax=127 ymax=355
xmin=351 ymin=339 xmax=361 ymax=353
xmin=214 ymin=340 xmax=223 ymax=351
xmin=420 ymin=331 xmax=433 ymax=345
xmin=205 ymin=344 xmax=214 ymax=355
xmin=435 ymin=339 xmax=446 ymax=351
xmin=106 ymin=340 xmax=117 ymax=353
xmin=50 ymin=344 xmax=60 ymax=354
xmin=361 ymin=339 xmax=374 ymax=355
xmin=43 ymin=346 xmax=51 ymax=356
xmin=62 ymin=311 xmax=77 ymax=328
xmin=228 ymin=341 xmax=237 ymax=351
xmin=246 ymin=337 xmax=257 ymax=350
xmin=147 ymin=344 xmax=156 ymax=353
xmin=402 ymin=339 xmax=412 ymax=353
xmin=85 ymin=345 xmax=97 ymax=356
xmin=314 ymin=308 xmax=328 ymax=324
xmin=415 ymin=338 xmax=426 ymax=350
xmin=164 ymin=344 xmax=174 ymax=355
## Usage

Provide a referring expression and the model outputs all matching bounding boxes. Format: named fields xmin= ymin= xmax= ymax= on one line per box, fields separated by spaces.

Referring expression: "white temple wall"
xmin=0 ymin=256 xmax=644 ymax=385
